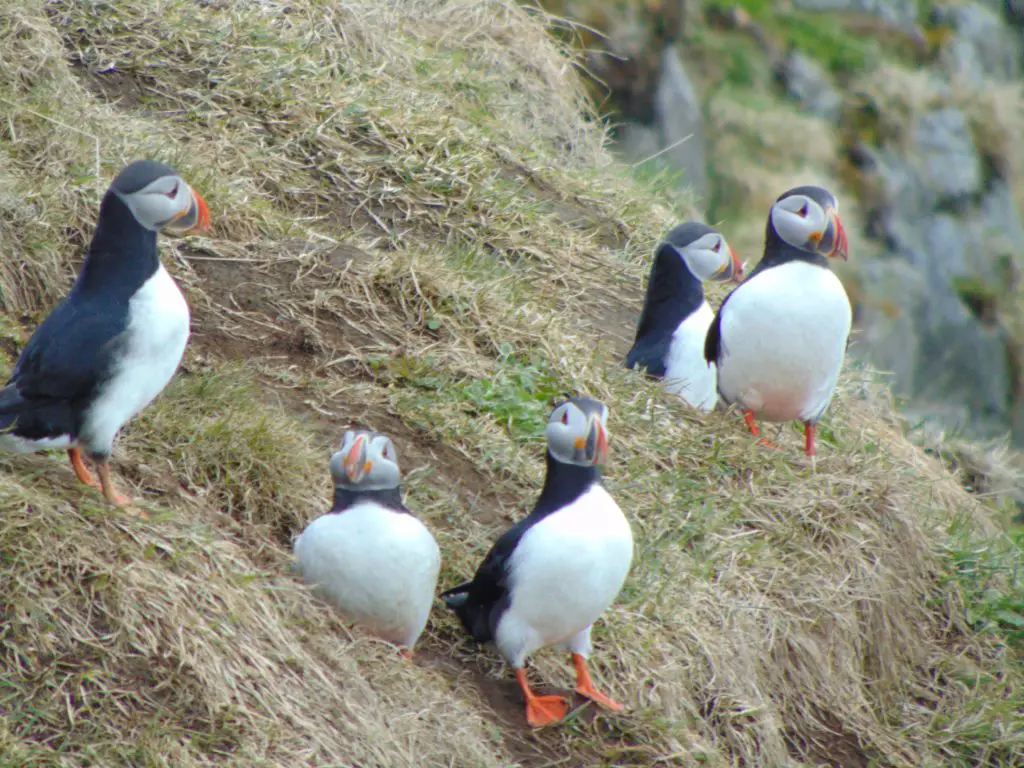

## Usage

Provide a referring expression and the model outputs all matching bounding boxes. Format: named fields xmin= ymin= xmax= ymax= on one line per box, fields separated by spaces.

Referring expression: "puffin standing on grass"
xmin=625 ymin=222 xmax=744 ymax=411
xmin=294 ymin=430 xmax=441 ymax=656
xmin=441 ymin=397 xmax=633 ymax=728
xmin=704 ymin=185 xmax=851 ymax=458
xmin=0 ymin=160 xmax=209 ymax=507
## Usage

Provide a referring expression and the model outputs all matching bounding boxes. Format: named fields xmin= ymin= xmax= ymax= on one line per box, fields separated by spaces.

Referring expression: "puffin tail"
xmin=439 ymin=580 xmax=494 ymax=643
xmin=439 ymin=580 xmax=473 ymax=609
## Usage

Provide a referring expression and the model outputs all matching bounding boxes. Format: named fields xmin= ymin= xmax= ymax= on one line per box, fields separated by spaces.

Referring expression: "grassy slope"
xmin=0 ymin=0 xmax=1021 ymax=766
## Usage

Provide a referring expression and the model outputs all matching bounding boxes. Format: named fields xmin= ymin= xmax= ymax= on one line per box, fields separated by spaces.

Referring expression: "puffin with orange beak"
xmin=704 ymin=185 xmax=851 ymax=459
xmin=441 ymin=397 xmax=634 ymax=728
xmin=625 ymin=221 xmax=744 ymax=412
xmin=293 ymin=430 xmax=441 ymax=655
xmin=0 ymin=159 xmax=210 ymax=509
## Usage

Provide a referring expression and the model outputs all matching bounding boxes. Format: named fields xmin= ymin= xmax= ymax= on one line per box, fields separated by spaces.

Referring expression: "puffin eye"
xmin=797 ymin=202 xmax=809 ymax=218
xmin=164 ymin=182 xmax=179 ymax=201
xmin=712 ymin=238 xmax=722 ymax=253
xmin=561 ymin=410 xmax=569 ymax=425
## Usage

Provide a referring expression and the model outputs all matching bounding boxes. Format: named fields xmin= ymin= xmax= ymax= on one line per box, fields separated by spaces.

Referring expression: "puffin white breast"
xmin=294 ymin=501 xmax=441 ymax=648
xmin=716 ymin=261 xmax=851 ymax=423
xmin=494 ymin=483 xmax=633 ymax=667
xmin=663 ymin=300 xmax=718 ymax=412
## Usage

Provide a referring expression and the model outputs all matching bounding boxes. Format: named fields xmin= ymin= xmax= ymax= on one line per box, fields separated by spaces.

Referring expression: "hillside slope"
xmin=0 ymin=1 xmax=1021 ymax=766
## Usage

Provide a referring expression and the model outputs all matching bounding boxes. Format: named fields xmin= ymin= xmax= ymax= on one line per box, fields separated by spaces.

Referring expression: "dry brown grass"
xmin=0 ymin=0 xmax=1021 ymax=766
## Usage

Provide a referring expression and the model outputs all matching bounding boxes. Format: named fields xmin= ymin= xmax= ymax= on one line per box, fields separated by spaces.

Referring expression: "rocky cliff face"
xmin=556 ymin=0 xmax=1024 ymax=446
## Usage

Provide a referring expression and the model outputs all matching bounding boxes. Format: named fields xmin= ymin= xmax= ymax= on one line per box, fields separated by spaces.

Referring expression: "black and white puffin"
xmin=441 ymin=397 xmax=633 ymax=728
xmin=294 ymin=430 xmax=441 ymax=656
xmin=704 ymin=185 xmax=851 ymax=458
xmin=0 ymin=160 xmax=209 ymax=507
xmin=625 ymin=222 xmax=744 ymax=411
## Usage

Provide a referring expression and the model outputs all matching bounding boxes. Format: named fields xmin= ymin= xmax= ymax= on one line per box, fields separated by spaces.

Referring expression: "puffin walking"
xmin=704 ymin=185 xmax=851 ymax=458
xmin=294 ymin=430 xmax=441 ymax=656
xmin=0 ymin=160 xmax=209 ymax=507
xmin=441 ymin=397 xmax=633 ymax=728
xmin=625 ymin=222 xmax=744 ymax=411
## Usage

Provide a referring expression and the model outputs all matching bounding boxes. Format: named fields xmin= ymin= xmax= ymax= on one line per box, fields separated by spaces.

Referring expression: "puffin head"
xmin=109 ymin=159 xmax=211 ymax=235
xmin=769 ymin=185 xmax=848 ymax=261
xmin=660 ymin=221 xmax=744 ymax=284
xmin=329 ymin=430 xmax=401 ymax=491
xmin=546 ymin=397 xmax=609 ymax=468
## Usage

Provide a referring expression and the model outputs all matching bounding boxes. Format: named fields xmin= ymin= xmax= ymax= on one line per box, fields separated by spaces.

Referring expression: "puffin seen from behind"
xmin=294 ymin=430 xmax=441 ymax=656
xmin=625 ymin=222 xmax=744 ymax=411
xmin=0 ymin=160 xmax=210 ymax=507
xmin=704 ymin=185 xmax=851 ymax=458
xmin=441 ymin=397 xmax=633 ymax=728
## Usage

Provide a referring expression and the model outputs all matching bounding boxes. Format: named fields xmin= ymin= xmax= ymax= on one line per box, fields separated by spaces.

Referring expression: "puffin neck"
xmin=75 ymin=192 xmax=161 ymax=301
xmin=530 ymin=449 xmax=602 ymax=518
xmin=757 ymin=225 xmax=829 ymax=272
xmin=331 ymin=485 xmax=407 ymax=514
xmin=632 ymin=244 xmax=705 ymax=341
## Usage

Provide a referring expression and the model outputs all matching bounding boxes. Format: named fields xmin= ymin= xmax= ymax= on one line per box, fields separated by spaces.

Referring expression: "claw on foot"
xmin=515 ymin=669 xmax=569 ymax=728
xmin=572 ymin=653 xmax=624 ymax=712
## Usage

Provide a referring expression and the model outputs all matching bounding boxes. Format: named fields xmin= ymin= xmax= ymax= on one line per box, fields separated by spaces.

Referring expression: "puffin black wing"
xmin=703 ymin=291 xmax=731 ymax=367
xmin=440 ymin=519 xmax=531 ymax=643
xmin=0 ymin=294 xmax=127 ymax=440
xmin=624 ymin=336 xmax=669 ymax=378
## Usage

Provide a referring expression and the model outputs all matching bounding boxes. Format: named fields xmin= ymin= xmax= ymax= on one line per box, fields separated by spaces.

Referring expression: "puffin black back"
xmin=76 ymin=191 xmax=162 ymax=301
xmin=625 ymin=241 xmax=705 ymax=378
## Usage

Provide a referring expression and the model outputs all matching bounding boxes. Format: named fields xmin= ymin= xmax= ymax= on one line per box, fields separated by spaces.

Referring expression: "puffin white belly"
xmin=80 ymin=264 xmax=190 ymax=454
xmin=495 ymin=484 xmax=634 ymax=668
xmin=663 ymin=301 xmax=718 ymax=412
xmin=294 ymin=501 xmax=441 ymax=648
xmin=0 ymin=433 xmax=73 ymax=455
xmin=716 ymin=261 xmax=851 ymax=423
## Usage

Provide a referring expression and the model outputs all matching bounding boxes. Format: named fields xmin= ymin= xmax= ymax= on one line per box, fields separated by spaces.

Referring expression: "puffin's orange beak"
xmin=588 ymin=419 xmax=609 ymax=467
xmin=827 ymin=208 xmax=848 ymax=261
xmin=187 ymin=190 xmax=211 ymax=234
xmin=728 ymin=244 xmax=745 ymax=283
xmin=344 ymin=435 xmax=367 ymax=483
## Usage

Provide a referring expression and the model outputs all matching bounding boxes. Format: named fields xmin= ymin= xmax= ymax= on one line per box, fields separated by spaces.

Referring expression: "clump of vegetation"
xmin=0 ymin=0 xmax=1021 ymax=766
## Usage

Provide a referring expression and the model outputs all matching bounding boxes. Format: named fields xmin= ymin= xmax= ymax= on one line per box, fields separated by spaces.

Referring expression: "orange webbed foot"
xmin=525 ymin=693 xmax=570 ymax=728
xmin=572 ymin=653 xmax=624 ymax=712
xmin=515 ymin=669 xmax=569 ymax=728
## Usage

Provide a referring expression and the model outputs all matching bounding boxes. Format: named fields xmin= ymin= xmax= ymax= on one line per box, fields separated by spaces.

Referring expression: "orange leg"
xmin=67 ymin=448 xmax=100 ymax=489
xmin=95 ymin=460 xmax=137 ymax=510
xmin=514 ymin=669 xmax=568 ymax=728
xmin=399 ymin=648 xmax=413 ymax=661
xmin=743 ymin=410 xmax=780 ymax=450
xmin=804 ymin=422 xmax=816 ymax=458
xmin=572 ymin=653 xmax=623 ymax=712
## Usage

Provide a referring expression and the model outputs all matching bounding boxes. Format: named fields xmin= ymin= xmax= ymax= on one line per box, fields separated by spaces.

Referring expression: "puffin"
xmin=293 ymin=430 xmax=441 ymax=656
xmin=704 ymin=185 xmax=851 ymax=458
xmin=625 ymin=222 xmax=744 ymax=411
xmin=0 ymin=160 xmax=209 ymax=507
xmin=441 ymin=397 xmax=633 ymax=728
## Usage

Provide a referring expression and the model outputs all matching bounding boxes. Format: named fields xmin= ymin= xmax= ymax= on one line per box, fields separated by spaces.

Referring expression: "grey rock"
xmin=614 ymin=122 xmax=663 ymax=168
xmin=776 ymin=51 xmax=843 ymax=123
xmin=791 ymin=0 xmax=917 ymax=26
xmin=915 ymin=315 xmax=1010 ymax=424
xmin=910 ymin=108 xmax=982 ymax=203
xmin=931 ymin=3 xmax=1021 ymax=82
xmin=653 ymin=46 xmax=708 ymax=201
xmin=852 ymin=259 xmax=927 ymax=395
